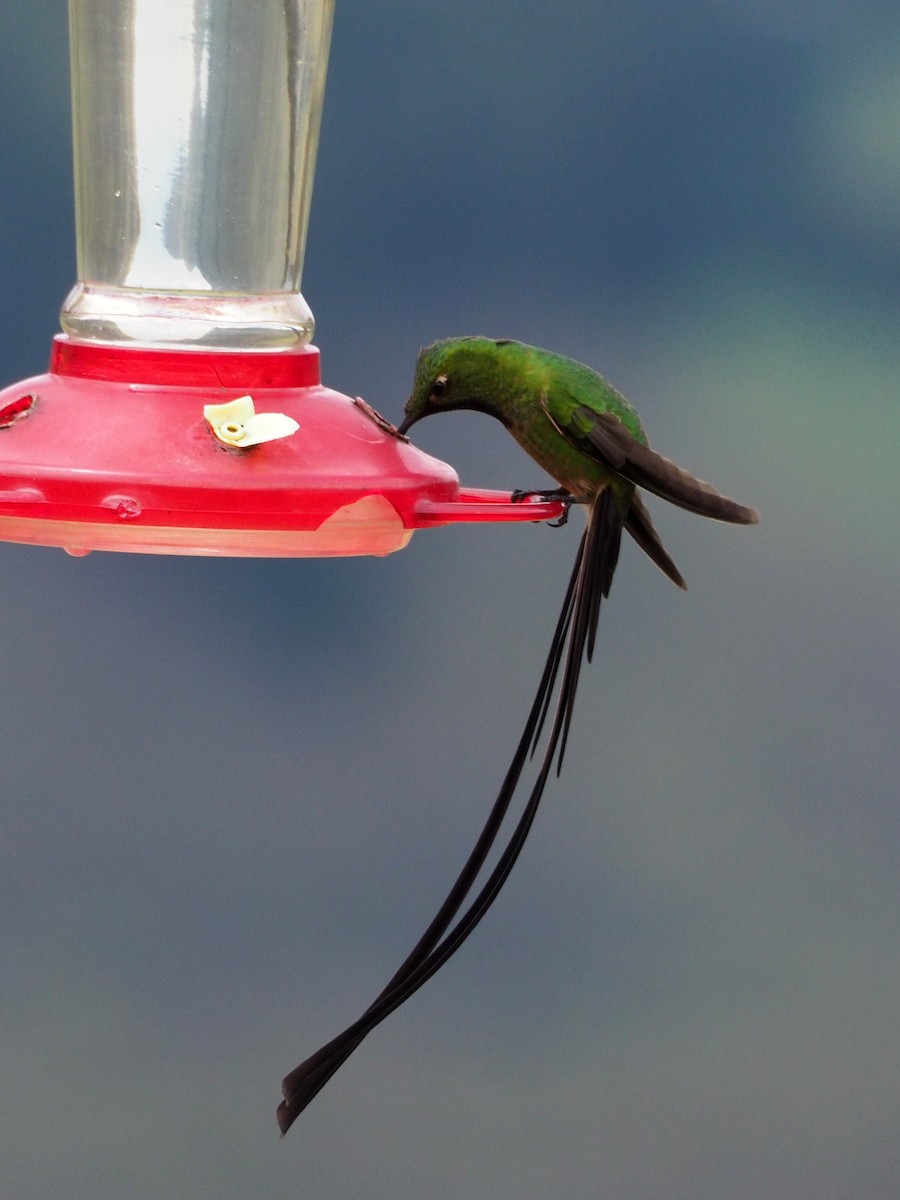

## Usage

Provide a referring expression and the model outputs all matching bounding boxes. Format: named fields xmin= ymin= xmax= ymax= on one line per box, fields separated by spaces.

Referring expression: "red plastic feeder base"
xmin=0 ymin=338 xmax=564 ymax=557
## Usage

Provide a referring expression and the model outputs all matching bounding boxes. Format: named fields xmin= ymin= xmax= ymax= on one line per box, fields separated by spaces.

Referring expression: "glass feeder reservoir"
xmin=62 ymin=0 xmax=327 ymax=350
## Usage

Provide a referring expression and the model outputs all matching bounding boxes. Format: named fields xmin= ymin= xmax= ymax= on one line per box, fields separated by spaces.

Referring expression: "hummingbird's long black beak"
xmin=396 ymin=410 xmax=420 ymax=437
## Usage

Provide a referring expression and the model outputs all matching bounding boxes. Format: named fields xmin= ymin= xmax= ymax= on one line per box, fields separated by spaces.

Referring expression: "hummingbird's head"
xmin=398 ymin=337 xmax=513 ymax=435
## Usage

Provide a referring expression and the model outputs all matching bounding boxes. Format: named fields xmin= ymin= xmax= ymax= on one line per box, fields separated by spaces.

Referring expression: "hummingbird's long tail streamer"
xmin=277 ymin=493 xmax=621 ymax=1134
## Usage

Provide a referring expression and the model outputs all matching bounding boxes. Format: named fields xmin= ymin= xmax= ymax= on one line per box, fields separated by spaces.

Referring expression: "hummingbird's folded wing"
xmin=568 ymin=404 xmax=760 ymax=525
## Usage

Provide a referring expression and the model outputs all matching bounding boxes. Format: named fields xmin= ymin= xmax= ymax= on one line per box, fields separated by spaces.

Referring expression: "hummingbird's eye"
xmin=431 ymin=375 xmax=449 ymax=400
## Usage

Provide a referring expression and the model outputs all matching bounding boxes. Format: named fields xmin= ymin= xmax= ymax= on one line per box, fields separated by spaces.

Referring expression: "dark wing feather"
xmin=624 ymin=493 xmax=687 ymax=590
xmin=579 ymin=407 xmax=760 ymax=525
xmin=277 ymin=495 xmax=621 ymax=1134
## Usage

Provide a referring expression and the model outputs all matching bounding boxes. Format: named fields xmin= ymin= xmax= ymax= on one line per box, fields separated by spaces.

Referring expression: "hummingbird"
xmin=399 ymin=337 xmax=758 ymax=768
xmin=277 ymin=337 xmax=758 ymax=1135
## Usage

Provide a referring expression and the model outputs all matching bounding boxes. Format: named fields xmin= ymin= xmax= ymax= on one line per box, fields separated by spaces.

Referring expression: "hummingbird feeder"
xmin=0 ymin=0 xmax=564 ymax=558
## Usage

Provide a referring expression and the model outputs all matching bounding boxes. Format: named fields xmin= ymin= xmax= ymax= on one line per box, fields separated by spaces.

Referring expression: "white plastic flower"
xmin=203 ymin=395 xmax=299 ymax=448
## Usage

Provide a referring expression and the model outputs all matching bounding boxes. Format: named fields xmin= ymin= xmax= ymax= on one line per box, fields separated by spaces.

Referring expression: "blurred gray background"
xmin=1 ymin=2 xmax=898 ymax=1197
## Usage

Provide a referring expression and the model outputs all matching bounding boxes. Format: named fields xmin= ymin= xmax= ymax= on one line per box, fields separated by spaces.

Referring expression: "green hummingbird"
xmin=399 ymin=336 xmax=758 ymax=770
xmin=401 ymin=336 xmax=759 ymax=585
xmin=277 ymin=337 xmax=758 ymax=1136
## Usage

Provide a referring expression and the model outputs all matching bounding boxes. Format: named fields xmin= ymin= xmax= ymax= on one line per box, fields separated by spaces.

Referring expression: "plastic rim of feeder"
xmin=0 ymin=337 xmax=565 ymax=557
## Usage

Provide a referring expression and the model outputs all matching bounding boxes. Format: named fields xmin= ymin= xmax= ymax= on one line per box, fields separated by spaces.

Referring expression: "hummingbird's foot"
xmin=510 ymin=487 xmax=577 ymax=526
